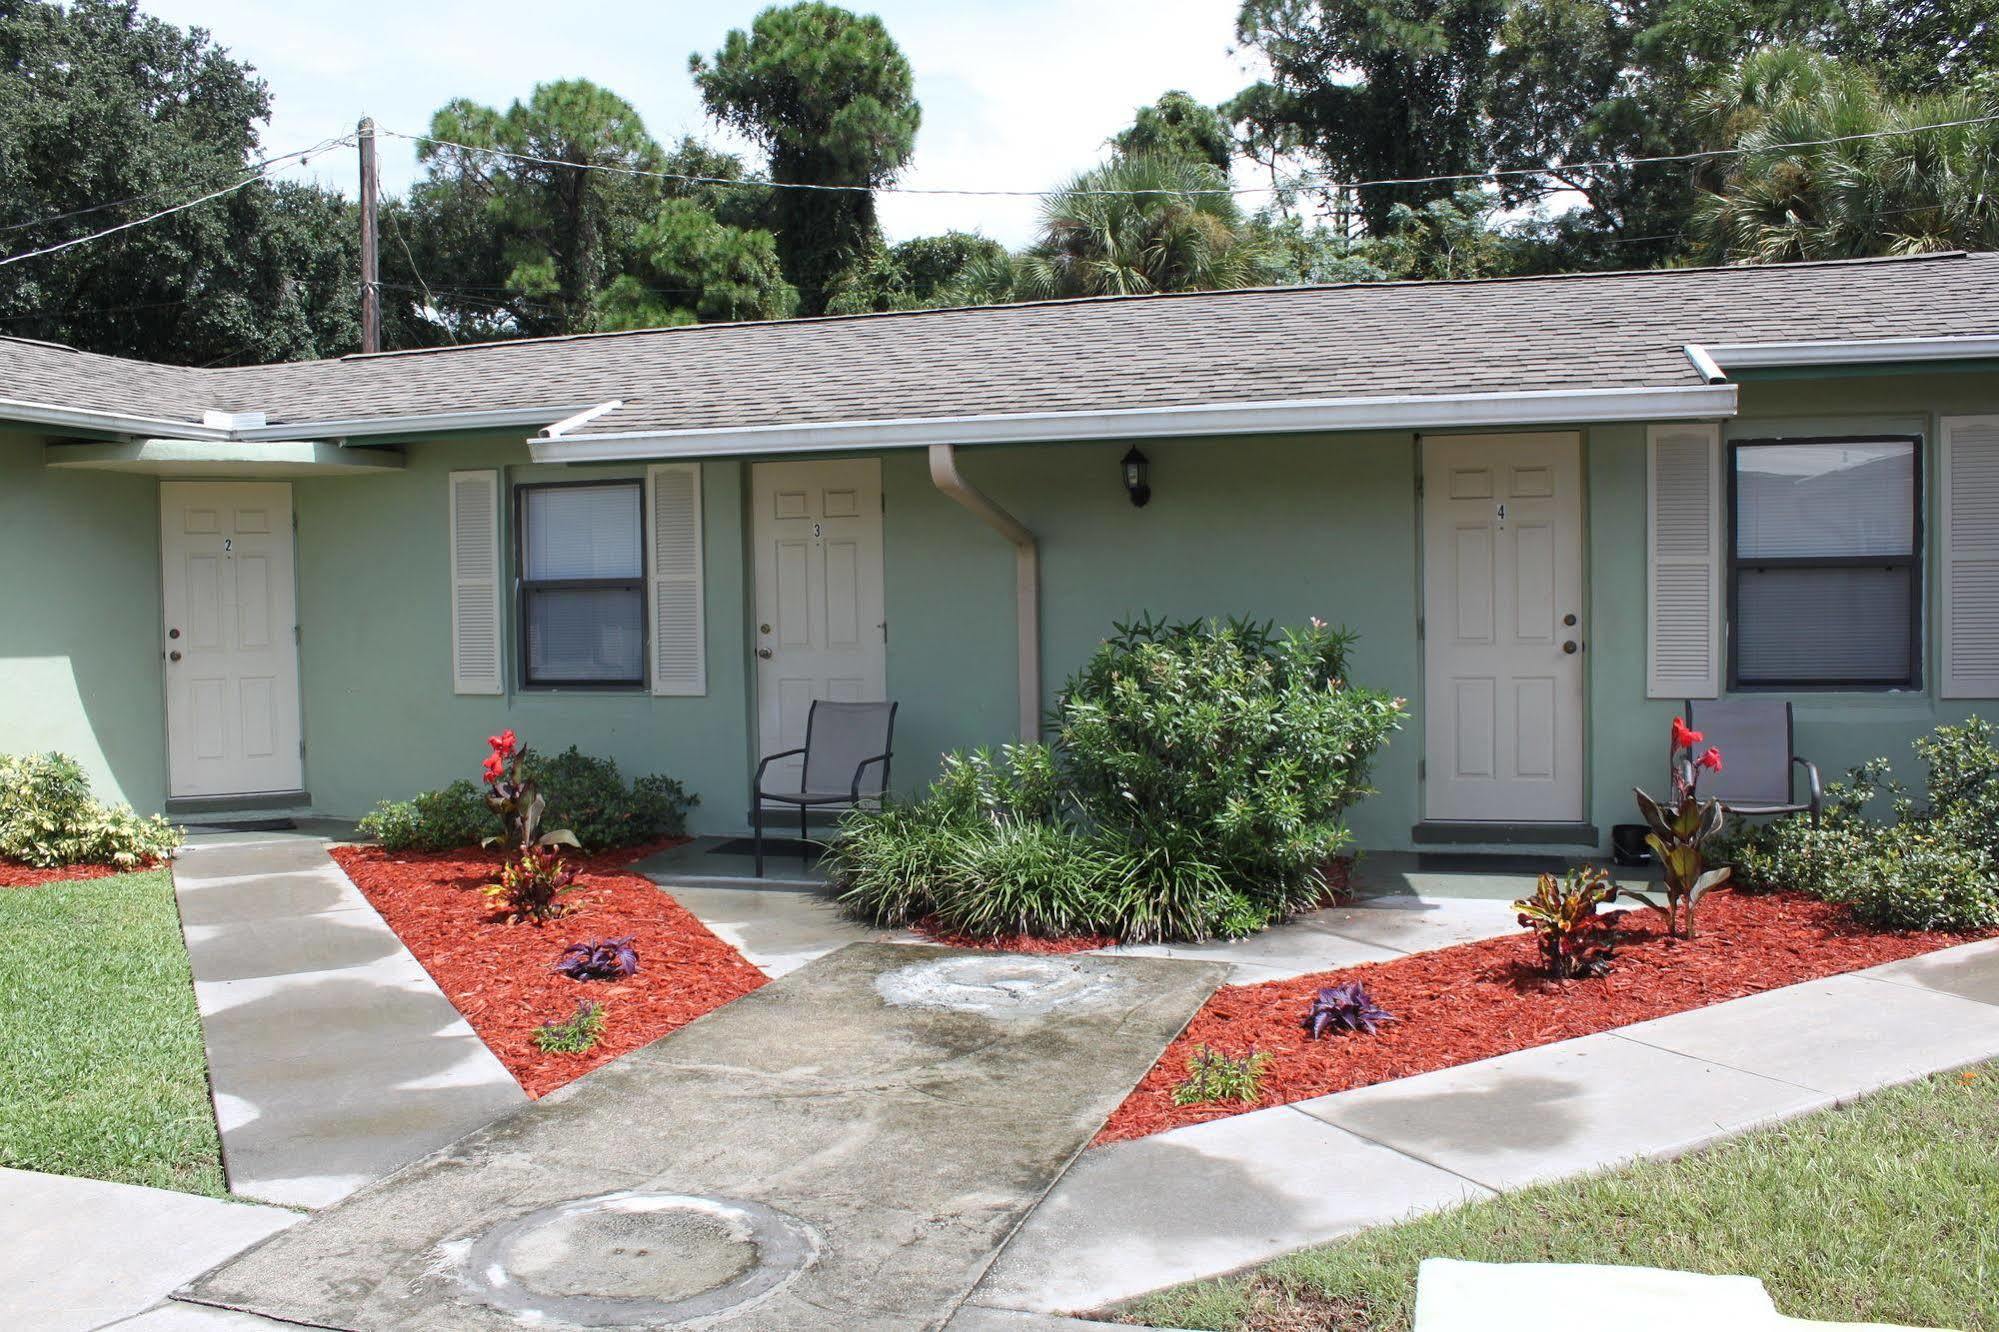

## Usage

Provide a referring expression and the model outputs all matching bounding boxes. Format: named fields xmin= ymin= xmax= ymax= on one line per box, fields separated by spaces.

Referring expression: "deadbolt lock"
xmin=1562 ymin=613 xmax=1577 ymax=627
xmin=759 ymin=623 xmax=772 ymax=634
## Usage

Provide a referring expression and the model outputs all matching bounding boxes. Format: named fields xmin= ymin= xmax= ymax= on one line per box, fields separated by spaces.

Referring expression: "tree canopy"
xmin=691 ymin=2 xmax=920 ymax=314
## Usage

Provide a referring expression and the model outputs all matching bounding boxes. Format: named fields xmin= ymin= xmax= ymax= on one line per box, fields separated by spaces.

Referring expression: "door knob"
xmin=1562 ymin=641 xmax=1579 ymax=654
xmin=169 ymin=650 xmax=182 ymax=662
xmin=757 ymin=648 xmax=773 ymax=660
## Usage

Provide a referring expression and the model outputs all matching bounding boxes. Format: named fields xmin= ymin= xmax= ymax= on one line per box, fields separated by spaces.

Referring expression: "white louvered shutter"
xmin=1943 ymin=416 xmax=1999 ymax=698
xmin=647 ymin=463 xmax=705 ymax=696
xmin=449 ymin=470 xmax=503 ymax=695
xmin=1648 ymin=423 xmax=1723 ymax=699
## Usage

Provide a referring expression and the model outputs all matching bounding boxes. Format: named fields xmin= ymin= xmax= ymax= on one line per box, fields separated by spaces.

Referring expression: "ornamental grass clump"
xmin=1514 ymin=865 xmax=1621 ymax=978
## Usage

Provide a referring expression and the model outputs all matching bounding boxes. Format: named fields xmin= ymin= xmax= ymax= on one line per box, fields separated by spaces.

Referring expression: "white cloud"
xmin=139 ymin=0 xmax=1262 ymax=248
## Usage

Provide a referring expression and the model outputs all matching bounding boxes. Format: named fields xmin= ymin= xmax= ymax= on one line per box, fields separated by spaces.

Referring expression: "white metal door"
xmin=751 ymin=459 xmax=887 ymax=796
xmin=160 ymin=482 xmax=304 ymax=798
xmin=1421 ymin=433 xmax=1585 ymax=822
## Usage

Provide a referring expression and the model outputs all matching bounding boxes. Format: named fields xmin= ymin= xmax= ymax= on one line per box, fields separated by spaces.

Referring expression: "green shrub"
xmin=0 ymin=753 xmax=181 ymax=868
xmin=1721 ymin=723 xmax=1999 ymax=932
xmin=1056 ymin=615 xmax=1404 ymax=934
xmin=356 ymin=780 xmax=492 ymax=852
xmin=830 ymin=618 xmax=1405 ymax=944
xmin=357 ymin=746 xmax=697 ymax=853
xmin=1171 ymin=1044 xmax=1270 ymax=1106
xmin=532 ymin=998 xmax=606 ymax=1054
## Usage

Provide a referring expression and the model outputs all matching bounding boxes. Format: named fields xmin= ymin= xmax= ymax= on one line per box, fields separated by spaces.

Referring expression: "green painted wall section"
xmin=5 ymin=365 xmax=1995 ymax=853
xmin=0 ymin=433 xmax=168 ymax=811
xmin=290 ymin=437 xmax=757 ymax=832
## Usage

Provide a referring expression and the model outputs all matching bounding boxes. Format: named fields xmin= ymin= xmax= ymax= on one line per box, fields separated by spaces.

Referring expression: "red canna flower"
xmin=1670 ymin=717 xmax=1703 ymax=753
xmin=1698 ymin=746 xmax=1723 ymax=773
xmin=482 ymin=753 xmax=505 ymax=783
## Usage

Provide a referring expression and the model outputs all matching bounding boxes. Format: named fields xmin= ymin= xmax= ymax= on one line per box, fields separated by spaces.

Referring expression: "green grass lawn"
xmin=0 ymin=870 xmax=227 ymax=1196
xmin=1120 ymin=1061 xmax=1999 ymax=1332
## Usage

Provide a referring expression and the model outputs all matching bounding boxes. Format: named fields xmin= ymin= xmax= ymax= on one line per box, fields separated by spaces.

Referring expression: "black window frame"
xmin=1726 ymin=434 xmax=1924 ymax=692
xmin=513 ymin=478 xmax=648 ymax=690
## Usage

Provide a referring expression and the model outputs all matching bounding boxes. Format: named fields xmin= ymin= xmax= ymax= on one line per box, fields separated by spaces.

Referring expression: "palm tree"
xmin=1010 ymin=154 xmax=1278 ymax=299
xmin=1693 ymin=49 xmax=1999 ymax=262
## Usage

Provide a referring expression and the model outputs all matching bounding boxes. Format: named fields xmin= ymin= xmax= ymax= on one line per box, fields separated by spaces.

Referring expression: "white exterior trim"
xmin=1697 ymin=335 xmax=1999 ymax=369
xmin=0 ymin=397 xmax=230 ymax=439
xmin=542 ymin=400 xmax=625 ymax=439
xmin=529 ymin=384 xmax=1741 ymax=463
xmin=234 ymin=403 xmax=600 ymax=441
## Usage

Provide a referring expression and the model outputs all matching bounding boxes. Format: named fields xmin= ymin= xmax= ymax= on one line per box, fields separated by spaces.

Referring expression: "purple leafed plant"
xmin=554 ymin=936 xmax=639 ymax=981
xmin=1303 ymin=980 xmax=1394 ymax=1039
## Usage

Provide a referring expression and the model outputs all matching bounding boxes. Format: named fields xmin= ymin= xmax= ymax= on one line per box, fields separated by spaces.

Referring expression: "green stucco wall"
xmin=4 ymin=365 xmax=1994 ymax=852
xmin=0 ymin=432 xmax=169 ymax=811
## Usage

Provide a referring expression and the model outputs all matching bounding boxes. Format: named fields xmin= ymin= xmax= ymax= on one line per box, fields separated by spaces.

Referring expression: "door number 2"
xmin=223 ymin=537 xmax=233 ymax=553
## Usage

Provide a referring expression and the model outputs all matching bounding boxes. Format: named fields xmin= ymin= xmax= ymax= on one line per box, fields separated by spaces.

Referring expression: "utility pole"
xmin=358 ymin=116 xmax=380 ymax=354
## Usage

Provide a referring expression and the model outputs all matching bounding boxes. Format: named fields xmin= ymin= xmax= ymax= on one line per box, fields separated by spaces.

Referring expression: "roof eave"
xmin=1697 ymin=335 xmax=1999 ymax=369
xmin=527 ymin=384 xmax=1741 ymax=463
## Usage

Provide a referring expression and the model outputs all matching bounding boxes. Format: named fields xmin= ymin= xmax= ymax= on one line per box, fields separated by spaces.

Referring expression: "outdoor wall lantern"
xmin=1121 ymin=446 xmax=1151 ymax=508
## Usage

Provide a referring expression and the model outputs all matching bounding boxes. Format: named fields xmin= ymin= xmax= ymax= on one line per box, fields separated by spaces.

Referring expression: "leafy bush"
xmin=1058 ymin=615 xmax=1405 ymax=927
xmin=356 ymin=780 xmax=492 ymax=852
xmin=1513 ymin=866 xmax=1620 ymax=978
xmin=554 ymin=936 xmax=639 ymax=981
xmin=0 ymin=753 xmax=181 ymax=868
xmin=1171 ymin=1044 xmax=1270 ymax=1106
xmin=1303 ymin=981 xmax=1394 ymax=1038
xmin=357 ymin=742 xmax=696 ymax=852
xmin=1722 ymin=720 xmax=1999 ymax=932
xmin=829 ymin=618 xmax=1405 ymax=944
xmin=533 ymin=999 xmax=607 ymax=1054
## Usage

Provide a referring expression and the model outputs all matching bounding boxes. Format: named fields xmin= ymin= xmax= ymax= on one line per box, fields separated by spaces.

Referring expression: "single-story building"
xmin=4 ymin=250 xmax=1997 ymax=854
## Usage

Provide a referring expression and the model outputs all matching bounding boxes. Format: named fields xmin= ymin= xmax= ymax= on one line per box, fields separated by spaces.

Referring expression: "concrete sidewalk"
xmin=0 ymin=1167 xmax=297 ymax=1331
xmin=972 ymin=936 xmax=1999 ymax=1317
xmin=174 ymin=834 xmax=526 ymax=1208
xmin=183 ymin=945 xmax=1226 ymax=1331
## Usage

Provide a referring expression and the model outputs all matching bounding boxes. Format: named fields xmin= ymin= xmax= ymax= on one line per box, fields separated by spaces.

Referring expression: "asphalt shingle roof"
xmin=3 ymin=251 xmax=1996 ymax=439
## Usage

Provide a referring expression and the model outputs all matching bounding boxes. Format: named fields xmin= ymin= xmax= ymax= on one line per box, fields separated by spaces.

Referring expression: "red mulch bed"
xmin=0 ymin=859 xmax=160 ymax=888
xmin=330 ymin=840 xmax=767 ymax=1097
xmin=1098 ymin=889 xmax=1991 ymax=1145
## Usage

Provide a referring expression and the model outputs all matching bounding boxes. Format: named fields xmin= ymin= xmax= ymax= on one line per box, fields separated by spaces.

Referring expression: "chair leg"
xmin=753 ymin=799 xmax=765 ymax=878
xmin=800 ymin=805 xmax=810 ymax=869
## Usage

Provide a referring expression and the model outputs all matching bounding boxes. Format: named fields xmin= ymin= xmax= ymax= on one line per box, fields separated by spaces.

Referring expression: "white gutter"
xmin=1697 ymin=335 xmax=1999 ymax=369
xmin=233 ymin=403 xmax=601 ymax=441
xmin=1681 ymin=344 xmax=1728 ymax=385
xmin=928 ymin=443 xmax=1041 ymax=742
xmin=529 ymin=384 xmax=1739 ymax=463
xmin=0 ymin=397 xmax=228 ymax=440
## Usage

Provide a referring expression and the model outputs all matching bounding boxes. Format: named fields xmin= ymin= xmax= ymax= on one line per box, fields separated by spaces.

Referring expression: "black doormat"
xmin=177 ymin=817 xmax=298 ymax=833
xmin=709 ymin=837 xmax=823 ymax=860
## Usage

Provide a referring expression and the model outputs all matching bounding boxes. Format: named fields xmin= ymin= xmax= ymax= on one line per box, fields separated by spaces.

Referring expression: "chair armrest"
xmin=753 ymin=747 xmax=808 ymax=794
xmin=1792 ymin=756 xmax=1823 ymax=824
xmin=849 ymin=752 xmax=892 ymax=802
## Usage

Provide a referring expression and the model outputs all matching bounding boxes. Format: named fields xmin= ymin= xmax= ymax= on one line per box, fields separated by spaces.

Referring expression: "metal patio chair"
xmin=751 ymin=700 xmax=897 ymax=877
xmin=1683 ymin=698 xmax=1823 ymax=824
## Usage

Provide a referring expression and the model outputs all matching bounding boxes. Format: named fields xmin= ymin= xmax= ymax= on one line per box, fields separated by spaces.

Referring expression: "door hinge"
xmin=1414 ymin=472 xmax=1425 ymax=497
xmin=1416 ymin=615 xmax=1425 ymax=641
xmin=299 ymin=739 xmax=307 ymax=759
xmin=293 ymin=624 xmax=301 ymax=645
xmin=1418 ymin=758 xmax=1426 ymax=781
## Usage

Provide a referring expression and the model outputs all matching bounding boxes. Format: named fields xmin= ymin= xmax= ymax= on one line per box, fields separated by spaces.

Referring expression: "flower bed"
xmin=0 ymin=859 xmax=152 ymax=888
xmin=330 ymin=840 xmax=766 ymax=1097
xmin=1098 ymin=888 xmax=1991 ymax=1144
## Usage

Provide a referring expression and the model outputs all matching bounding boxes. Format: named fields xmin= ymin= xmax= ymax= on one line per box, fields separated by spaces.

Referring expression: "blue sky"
xmin=142 ymin=1 xmax=1266 ymax=248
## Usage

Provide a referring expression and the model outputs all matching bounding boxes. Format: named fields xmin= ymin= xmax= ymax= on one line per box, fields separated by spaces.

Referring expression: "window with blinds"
xmin=1730 ymin=437 xmax=1921 ymax=689
xmin=516 ymin=481 xmax=646 ymax=687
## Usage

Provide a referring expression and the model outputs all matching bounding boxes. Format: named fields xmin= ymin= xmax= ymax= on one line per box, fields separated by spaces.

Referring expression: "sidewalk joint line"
xmin=1604 ymin=1032 xmax=1830 ymax=1095
xmin=1280 ymin=1104 xmax=1502 ymax=1197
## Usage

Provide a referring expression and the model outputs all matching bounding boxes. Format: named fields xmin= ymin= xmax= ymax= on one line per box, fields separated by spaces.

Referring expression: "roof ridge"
xmin=323 ymin=252 xmax=1976 ymax=367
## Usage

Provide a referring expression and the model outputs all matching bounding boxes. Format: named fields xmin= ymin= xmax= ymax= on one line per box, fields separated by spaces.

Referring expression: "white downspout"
xmin=927 ymin=443 xmax=1040 ymax=740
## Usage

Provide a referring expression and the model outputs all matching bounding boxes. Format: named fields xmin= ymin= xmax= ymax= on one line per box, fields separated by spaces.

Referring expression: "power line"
xmin=385 ymin=110 xmax=1999 ymax=201
xmin=0 ymin=136 xmax=353 ymax=269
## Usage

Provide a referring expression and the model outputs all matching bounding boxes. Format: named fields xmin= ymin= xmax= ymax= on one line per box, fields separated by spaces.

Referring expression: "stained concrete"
xmin=1861 ymin=936 xmax=1999 ymax=1006
xmin=174 ymin=835 xmax=526 ymax=1208
xmin=975 ymin=1104 xmax=1491 ymax=1315
xmin=649 ymin=877 xmax=919 ymax=977
xmin=182 ymin=943 xmax=1225 ymax=1331
xmin=0 ymin=1167 xmax=297 ymax=1331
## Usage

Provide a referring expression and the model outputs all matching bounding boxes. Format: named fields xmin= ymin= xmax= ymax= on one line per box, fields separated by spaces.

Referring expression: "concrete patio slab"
xmin=1294 ymin=1032 xmax=1830 ymax=1192
xmin=1860 ymin=936 xmax=1999 ymax=1006
xmin=184 ymin=944 xmax=1226 ymax=1331
xmin=174 ymin=836 xmax=525 ymax=1209
xmin=1101 ymin=919 xmax=1402 ymax=983
xmin=1306 ymin=894 xmax=1526 ymax=954
xmin=944 ymin=1306 xmax=1153 ymax=1331
xmin=1617 ymin=971 xmax=1999 ymax=1095
xmin=0 ymin=1167 xmax=297 ymax=1332
xmin=975 ymin=1104 xmax=1491 ymax=1315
